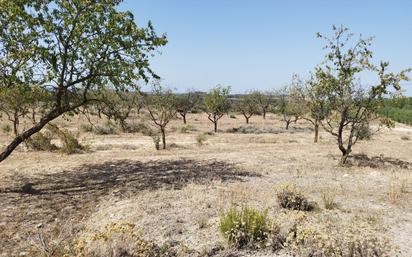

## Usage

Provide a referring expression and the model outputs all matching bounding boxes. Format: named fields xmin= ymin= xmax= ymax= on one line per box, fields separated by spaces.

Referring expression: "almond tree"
xmin=204 ymin=85 xmax=231 ymax=132
xmin=275 ymin=80 xmax=306 ymax=130
xmin=317 ymin=25 xmax=410 ymax=165
xmin=146 ymin=85 xmax=177 ymax=149
xmin=251 ymin=91 xmax=272 ymax=119
xmin=175 ymin=90 xmax=200 ymax=124
xmin=236 ymin=93 xmax=259 ymax=124
xmin=0 ymin=0 xmax=166 ymax=162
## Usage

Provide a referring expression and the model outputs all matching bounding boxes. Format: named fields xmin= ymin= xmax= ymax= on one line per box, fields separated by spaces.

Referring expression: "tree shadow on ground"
xmin=349 ymin=153 xmax=411 ymax=169
xmin=0 ymin=159 xmax=259 ymax=256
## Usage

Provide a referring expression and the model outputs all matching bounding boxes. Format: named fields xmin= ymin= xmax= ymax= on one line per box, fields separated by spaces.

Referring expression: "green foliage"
xmin=145 ymin=84 xmax=177 ymax=149
xmin=235 ymin=93 xmax=259 ymax=123
xmin=356 ymin=122 xmax=372 ymax=141
xmin=204 ymin=85 xmax=231 ymax=132
xmin=249 ymin=90 xmax=272 ymax=118
xmin=27 ymin=131 xmax=58 ymax=152
xmin=98 ymin=91 xmax=139 ymax=132
xmin=47 ymin=125 xmax=86 ymax=154
xmin=315 ymin=25 xmax=410 ymax=165
xmin=175 ymin=91 xmax=201 ymax=123
xmin=276 ymin=184 xmax=314 ymax=211
xmin=220 ymin=206 xmax=271 ymax=249
xmin=0 ymin=0 xmax=166 ymax=161
xmin=377 ymin=97 xmax=412 ymax=125
xmin=94 ymin=122 xmax=118 ymax=135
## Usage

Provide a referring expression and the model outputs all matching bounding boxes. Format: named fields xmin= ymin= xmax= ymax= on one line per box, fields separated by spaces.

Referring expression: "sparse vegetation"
xmin=276 ymin=184 xmax=315 ymax=211
xmin=220 ymin=206 xmax=270 ymax=249
xmin=204 ymin=85 xmax=231 ymax=132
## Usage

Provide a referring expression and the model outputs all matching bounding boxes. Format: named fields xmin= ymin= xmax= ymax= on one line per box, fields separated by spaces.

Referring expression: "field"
xmin=0 ymin=113 xmax=411 ymax=256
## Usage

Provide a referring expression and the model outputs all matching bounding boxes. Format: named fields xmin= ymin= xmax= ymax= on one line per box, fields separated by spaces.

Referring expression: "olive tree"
xmin=0 ymin=0 xmax=166 ymax=162
xmin=317 ymin=25 xmax=410 ymax=165
xmin=146 ymin=85 xmax=177 ymax=149
xmin=204 ymin=85 xmax=231 ymax=132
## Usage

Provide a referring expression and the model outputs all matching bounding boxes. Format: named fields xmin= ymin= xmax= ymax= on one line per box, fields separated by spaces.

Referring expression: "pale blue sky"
xmin=120 ymin=0 xmax=412 ymax=94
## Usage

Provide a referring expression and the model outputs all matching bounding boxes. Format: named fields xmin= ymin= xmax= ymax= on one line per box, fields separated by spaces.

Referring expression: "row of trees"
xmin=0 ymin=0 xmax=409 ymax=165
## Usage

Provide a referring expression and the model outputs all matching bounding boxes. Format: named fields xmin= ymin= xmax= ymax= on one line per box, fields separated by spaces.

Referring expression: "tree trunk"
xmin=182 ymin=113 xmax=187 ymax=124
xmin=161 ymin=127 xmax=166 ymax=149
xmin=0 ymin=110 xmax=62 ymax=162
xmin=262 ymin=109 xmax=266 ymax=119
xmin=340 ymin=152 xmax=350 ymax=166
xmin=214 ymin=121 xmax=217 ymax=133
xmin=314 ymin=123 xmax=319 ymax=143
xmin=285 ymin=120 xmax=290 ymax=130
xmin=245 ymin=116 xmax=249 ymax=124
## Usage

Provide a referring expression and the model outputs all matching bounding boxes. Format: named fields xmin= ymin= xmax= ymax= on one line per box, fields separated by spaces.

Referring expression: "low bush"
xmin=195 ymin=133 xmax=207 ymax=146
xmin=79 ymin=123 xmax=93 ymax=132
xmin=125 ymin=122 xmax=151 ymax=134
xmin=27 ymin=131 xmax=58 ymax=152
xmin=94 ymin=123 xmax=118 ymax=135
xmin=220 ymin=206 xmax=271 ymax=249
xmin=178 ymin=124 xmax=196 ymax=133
xmin=357 ymin=123 xmax=372 ymax=141
xmin=321 ymin=189 xmax=337 ymax=210
xmin=276 ymin=184 xmax=315 ymax=211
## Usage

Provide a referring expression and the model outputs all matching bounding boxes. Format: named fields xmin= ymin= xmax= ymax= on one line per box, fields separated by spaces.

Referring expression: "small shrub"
xmin=321 ymin=189 xmax=337 ymax=210
xmin=60 ymin=130 xmax=85 ymax=154
xmin=47 ymin=125 xmax=86 ymax=154
xmin=219 ymin=206 xmax=271 ymax=249
xmin=79 ymin=123 xmax=93 ymax=132
xmin=401 ymin=135 xmax=410 ymax=141
xmin=195 ymin=133 xmax=207 ymax=146
xmin=276 ymin=184 xmax=314 ymax=211
xmin=229 ymin=114 xmax=237 ymax=119
xmin=94 ymin=122 xmax=118 ymax=135
xmin=27 ymin=131 xmax=58 ymax=151
xmin=357 ymin=123 xmax=372 ymax=140
xmin=1 ymin=123 xmax=11 ymax=133
xmin=178 ymin=124 xmax=196 ymax=133
xmin=125 ymin=122 xmax=150 ymax=134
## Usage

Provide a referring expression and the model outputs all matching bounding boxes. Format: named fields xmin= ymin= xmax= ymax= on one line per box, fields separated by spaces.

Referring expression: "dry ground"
xmin=0 ymin=113 xmax=411 ymax=256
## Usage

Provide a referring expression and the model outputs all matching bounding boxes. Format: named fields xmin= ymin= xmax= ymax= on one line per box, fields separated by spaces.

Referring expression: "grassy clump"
xmin=287 ymin=216 xmax=394 ymax=257
xmin=220 ymin=206 xmax=271 ymax=249
xmin=124 ymin=122 xmax=151 ymax=134
xmin=276 ymin=184 xmax=315 ymax=211
xmin=94 ymin=123 xmax=118 ymax=135
xmin=195 ymin=133 xmax=207 ymax=146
